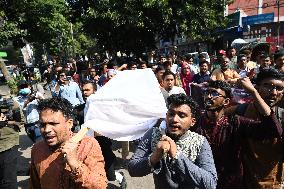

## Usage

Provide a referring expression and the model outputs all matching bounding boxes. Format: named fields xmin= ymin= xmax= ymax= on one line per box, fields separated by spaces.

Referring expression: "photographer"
xmin=52 ymin=70 xmax=84 ymax=107
xmin=23 ymin=92 xmax=44 ymax=143
xmin=14 ymin=80 xmax=43 ymax=142
xmin=0 ymin=95 xmax=25 ymax=189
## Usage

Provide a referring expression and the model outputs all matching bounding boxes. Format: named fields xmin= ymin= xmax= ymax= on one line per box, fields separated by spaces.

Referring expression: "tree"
xmin=0 ymin=1 xmax=25 ymax=48
xmin=0 ymin=0 xmax=96 ymax=62
xmin=67 ymin=0 xmax=230 ymax=54
xmin=1 ymin=0 xmax=231 ymax=60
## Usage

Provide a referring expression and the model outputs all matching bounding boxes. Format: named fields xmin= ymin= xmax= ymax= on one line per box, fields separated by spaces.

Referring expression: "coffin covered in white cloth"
xmin=82 ymin=68 xmax=167 ymax=141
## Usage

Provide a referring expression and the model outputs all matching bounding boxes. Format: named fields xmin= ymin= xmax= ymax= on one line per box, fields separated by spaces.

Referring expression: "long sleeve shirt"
xmin=29 ymin=136 xmax=107 ymax=189
xmin=194 ymin=113 xmax=282 ymax=189
xmin=128 ymin=127 xmax=217 ymax=189
xmin=52 ymin=81 xmax=84 ymax=106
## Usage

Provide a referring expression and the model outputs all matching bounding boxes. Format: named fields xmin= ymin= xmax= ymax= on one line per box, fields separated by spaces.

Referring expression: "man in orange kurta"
xmin=211 ymin=57 xmax=240 ymax=84
xmin=29 ymin=97 xmax=107 ymax=189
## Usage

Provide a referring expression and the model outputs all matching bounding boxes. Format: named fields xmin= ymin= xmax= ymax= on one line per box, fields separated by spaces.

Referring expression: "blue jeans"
xmin=25 ymin=123 xmax=42 ymax=143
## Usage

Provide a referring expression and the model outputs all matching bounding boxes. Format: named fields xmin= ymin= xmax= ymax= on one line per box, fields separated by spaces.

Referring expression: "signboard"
xmin=266 ymin=35 xmax=284 ymax=52
xmin=227 ymin=11 xmax=241 ymax=28
xmin=0 ymin=52 xmax=7 ymax=57
xmin=242 ymin=13 xmax=274 ymax=26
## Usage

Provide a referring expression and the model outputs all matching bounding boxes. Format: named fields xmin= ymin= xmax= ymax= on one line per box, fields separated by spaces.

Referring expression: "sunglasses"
xmin=262 ymin=84 xmax=284 ymax=92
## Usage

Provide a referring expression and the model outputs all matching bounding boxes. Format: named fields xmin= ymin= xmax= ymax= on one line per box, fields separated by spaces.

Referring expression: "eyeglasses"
xmin=59 ymin=74 xmax=66 ymax=77
xmin=262 ymin=84 xmax=284 ymax=92
xmin=203 ymin=90 xmax=226 ymax=98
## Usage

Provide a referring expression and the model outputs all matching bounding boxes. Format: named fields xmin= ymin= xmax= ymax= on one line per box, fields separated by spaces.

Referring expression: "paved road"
xmin=0 ymin=85 xmax=154 ymax=189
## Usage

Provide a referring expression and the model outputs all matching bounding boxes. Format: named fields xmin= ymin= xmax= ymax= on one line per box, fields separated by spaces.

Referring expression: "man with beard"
xmin=128 ymin=94 xmax=217 ymax=189
xmin=211 ymin=57 xmax=240 ymax=84
xmin=29 ymin=97 xmax=107 ymax=189
xmin=193 ymin=80 xmax=282 ymax=189
xmin=225 ymin=68 xmax=284 ymax=188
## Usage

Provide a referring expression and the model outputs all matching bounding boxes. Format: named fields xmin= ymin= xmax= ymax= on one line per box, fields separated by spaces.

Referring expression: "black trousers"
xmin=95 ymin=136 xmax=116 ymax=181
xmin=0 ymin=145 xmax=18 ymax=189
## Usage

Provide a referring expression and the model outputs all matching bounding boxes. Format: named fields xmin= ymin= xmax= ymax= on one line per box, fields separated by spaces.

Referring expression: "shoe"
xmin=119 ymin=172 xmax=127 ymax=189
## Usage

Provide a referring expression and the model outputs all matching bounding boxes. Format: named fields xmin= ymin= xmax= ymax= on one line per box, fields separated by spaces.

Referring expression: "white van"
xmin=188 ymin=52 xmax=210 ymax=63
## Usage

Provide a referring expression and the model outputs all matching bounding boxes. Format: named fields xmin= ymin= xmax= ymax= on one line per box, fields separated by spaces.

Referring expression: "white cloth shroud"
xmin=83 ymin=68 xmax=167 ymax=141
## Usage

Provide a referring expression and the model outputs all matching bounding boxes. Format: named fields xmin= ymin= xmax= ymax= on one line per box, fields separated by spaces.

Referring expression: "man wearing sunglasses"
xmin=224 ymin=68 xmax=284 ymax=188
xmin=52 ymin=71 xmax=84 ymax=107
xmin=193 ymin=79 xmax=282 ymax=189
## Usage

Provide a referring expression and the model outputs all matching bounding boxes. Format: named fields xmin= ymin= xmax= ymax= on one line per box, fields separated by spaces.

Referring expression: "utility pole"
xmin=277 ymin=0 xmax=280 ymax=45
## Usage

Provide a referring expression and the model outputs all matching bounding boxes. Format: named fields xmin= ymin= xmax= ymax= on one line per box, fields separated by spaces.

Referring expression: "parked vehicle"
xmin=188 ymin=52 xmax=210 ymax=63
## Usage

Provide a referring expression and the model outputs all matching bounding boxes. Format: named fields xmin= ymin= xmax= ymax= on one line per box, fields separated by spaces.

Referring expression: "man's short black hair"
xmin=163 ymin=61 xmax=172 ymax=67
xmin=162 ymin=70 xmax=176 ymax=80
xmin=38 ymin=97 xmax=74 ymax=120
xmin=82 ymin=80 xmax=97 ymax=91
xmin=274 ymin=49 xmax=284 ymax=61
xmin=127 ymin=61 xmax=137 ymax=69
xmin=208 ymin=80 xmax=232 ymax=98
xmin=155 ymin=65 xmax=165 ymax=74
xmin=256 ymin=68 xmax=284 ymax=85
xmin=259 ymin=53 xmax=270 ymax=59
xmin=167 ymin=94 xmax=199 ymax=119
xmin=184 ymin=54 xmax=193 ymax=61
xmin=139 ymin=61 xmax=148 ymax=68
xmin=57 ymin=70 xmax=69 ymax=79
xmin=199 ymin=60 xmax=209 ymax=67
xmin=237 ymin=54 xmax=247 ymax=62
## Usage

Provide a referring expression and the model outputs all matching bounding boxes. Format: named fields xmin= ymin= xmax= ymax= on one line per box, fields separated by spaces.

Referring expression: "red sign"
xmin=266 ymin=36 xmax=284 ymax=52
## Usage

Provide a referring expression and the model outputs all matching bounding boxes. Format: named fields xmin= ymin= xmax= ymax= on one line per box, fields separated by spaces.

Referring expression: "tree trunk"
xmin=0 ymin=60 xmax=12 ymax=82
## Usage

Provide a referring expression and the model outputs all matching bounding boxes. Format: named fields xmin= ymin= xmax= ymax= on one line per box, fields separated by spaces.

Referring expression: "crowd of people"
xmin=1 ymin=45 xmax=284 ymax=189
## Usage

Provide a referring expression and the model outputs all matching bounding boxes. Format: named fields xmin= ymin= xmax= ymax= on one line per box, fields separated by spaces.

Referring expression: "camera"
xmin=0 ymin=98 xmax=14 ymax=127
